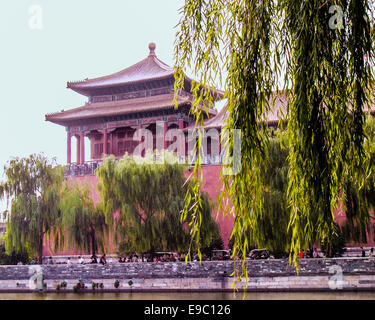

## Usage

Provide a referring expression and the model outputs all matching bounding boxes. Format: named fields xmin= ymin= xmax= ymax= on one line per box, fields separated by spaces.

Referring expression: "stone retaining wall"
xmin=0 ymin=258 xmax=374 ymax=292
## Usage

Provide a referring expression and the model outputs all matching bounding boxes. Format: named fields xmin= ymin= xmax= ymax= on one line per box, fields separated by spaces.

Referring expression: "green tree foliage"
xmin=282 ymin=0 xmax=373 ymax=267
xmin=201 ymin=236 xmax=224 ymax=258
xmin=54 ymin=183 xmax=108 ymax=255
xmin=193 ymin=191 xmax=222 ymax=257
xmin=227 ymin=131 xmax=291 ymax=258
xmin=96 ymin=152 xmax=220 ymax=256
xmin=0 ymin=154 xmax=63 ymax=263
xmin=341 ymin=115 xmax=375 ymax=244
xmin=258 ymin=132 xmax=291 ymax=257
xmin=0 ymin=236 xmax=31 ymax=265
xmin=237 ymin=118 xmax=375 ymax=258
xmin=174 ymin=0 xmax=374 ymax=271
xmin=320 ymin=222 xmax=347 ymax=257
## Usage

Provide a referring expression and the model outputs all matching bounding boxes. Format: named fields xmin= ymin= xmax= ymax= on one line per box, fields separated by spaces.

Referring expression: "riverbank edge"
xmin=1 ymin=286 xmax=375 ymax=294
xmin=0 ymin=258 xmax=374 ymax=293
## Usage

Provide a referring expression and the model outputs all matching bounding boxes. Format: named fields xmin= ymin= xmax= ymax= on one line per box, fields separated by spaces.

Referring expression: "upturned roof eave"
xmin=68 ymin=74 xmax=225 ymax=100
xmin=67 ymin=73 xmax=175 ymax=94
xmin=45 ymin=103 xmax=217 ymax=127
xmin=44 ymin=105 xmax=186 ymax=127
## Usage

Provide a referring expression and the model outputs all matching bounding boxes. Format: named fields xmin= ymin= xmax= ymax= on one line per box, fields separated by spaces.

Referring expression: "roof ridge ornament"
xmin=148 ymin=42 xmax=156 ymax=57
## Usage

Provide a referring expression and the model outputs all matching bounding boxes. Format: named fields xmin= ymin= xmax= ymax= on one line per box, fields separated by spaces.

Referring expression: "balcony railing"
xmin=64 ymin=161 xmax=102 ymax=177
xmin=64 ymin=155 xmax=224 ymax=177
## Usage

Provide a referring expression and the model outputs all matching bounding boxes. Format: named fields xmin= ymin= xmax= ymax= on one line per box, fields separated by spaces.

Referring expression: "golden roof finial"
xmin=148 ymin=42 xmax=156 ymax=56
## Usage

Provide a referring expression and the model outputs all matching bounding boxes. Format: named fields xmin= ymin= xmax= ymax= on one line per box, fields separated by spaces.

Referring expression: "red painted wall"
xmin=199 ymin=166 xmax=234 ymax=248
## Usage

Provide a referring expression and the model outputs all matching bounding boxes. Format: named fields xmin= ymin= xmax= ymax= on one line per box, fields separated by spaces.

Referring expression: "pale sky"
xmin=0 ymin=0 xmax=197 ymax=212
xmin=0 ymin=0 xmax=189 ymax=172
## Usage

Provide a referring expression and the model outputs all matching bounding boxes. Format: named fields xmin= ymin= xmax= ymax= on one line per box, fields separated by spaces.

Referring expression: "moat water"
xmin=0 ymin=291 xmax=374 ymax=300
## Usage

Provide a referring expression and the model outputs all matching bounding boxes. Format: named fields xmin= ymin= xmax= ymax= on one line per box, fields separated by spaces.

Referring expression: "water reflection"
xmin=0 ymin=291 xmax=374 ymax=300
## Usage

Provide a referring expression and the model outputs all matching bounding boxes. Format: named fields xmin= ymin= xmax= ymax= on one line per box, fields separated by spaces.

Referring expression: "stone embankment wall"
xmin=0 ymin=258 xmax=374 ymax=292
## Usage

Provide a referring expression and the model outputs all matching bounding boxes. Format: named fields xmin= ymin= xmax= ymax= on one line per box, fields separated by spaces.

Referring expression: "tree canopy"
xmin=341 ymin=115 xmax=375 ymax=244
xmin=0 ymin=154 xmax=63 ymax=263
xmin=237 ymin=119 xmax=375 ymax=259
xmin=96 ymin=151 xmax=221 ymax=256
xmin=257 ymin=131 xmax=291 ymax=257
xmin=174 ymin=0 xmax=374 ymax=270
xmin=53 ymin=183 xmax=108 ymax=256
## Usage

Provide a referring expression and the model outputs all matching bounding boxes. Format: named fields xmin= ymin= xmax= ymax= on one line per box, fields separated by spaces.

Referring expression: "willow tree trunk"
xmin=38 ymin=235 xmax=43 ymax=265
xmin=91 ymin=229 xmax=97 ymax=255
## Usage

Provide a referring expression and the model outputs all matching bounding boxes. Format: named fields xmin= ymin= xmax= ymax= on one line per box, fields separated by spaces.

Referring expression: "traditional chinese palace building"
xmin=45 ymin=43 xmax=239 ymax=254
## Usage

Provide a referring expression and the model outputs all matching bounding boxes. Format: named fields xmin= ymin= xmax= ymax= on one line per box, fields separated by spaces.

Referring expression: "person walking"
xmin=361 ymin=247 xmax=366 ymax=257
xmin=369 ymin=248 xmax=374 ymax=258
xmin=100 ymin=254 xmax=107 ymax=265
xmin=90 ymin=254 xmax=98 ymax=263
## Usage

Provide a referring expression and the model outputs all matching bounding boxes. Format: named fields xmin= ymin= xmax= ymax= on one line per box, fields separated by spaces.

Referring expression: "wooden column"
xmin=76 ymin=135 xmax=80 ymax=164
xmin=110 ymin=131 xmax=114 ymax=155
xmin=139 ymin=123 xmax=142 ymax=154
xmin=164 ymin=121 xmax=168 ymax=150
xmin=80 ymin=131 xmax=85 ymax=164
xmin=67 ymin=132 xmax=71 ymax=164
xmin=178 ymin=119 xmax=184 ymax=130
xmin=103 ymin=128 xmax=108 ymax=156
xmin=90 ymin=136 xmax=94 ymax=161
xmin=178 ymin=119 xmax=184 ymax=157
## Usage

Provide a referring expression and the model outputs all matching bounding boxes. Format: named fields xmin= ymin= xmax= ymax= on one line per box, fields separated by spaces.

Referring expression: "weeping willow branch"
xmin=174 ymin=0 xmax=374 ymax=281
xmin=283 ymin=0 xmax=374 ymax=266
xmin=96 ymin=151 xmax=220 ymax=256
xmin=0 ymin=154 xmax=64 ymax=263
